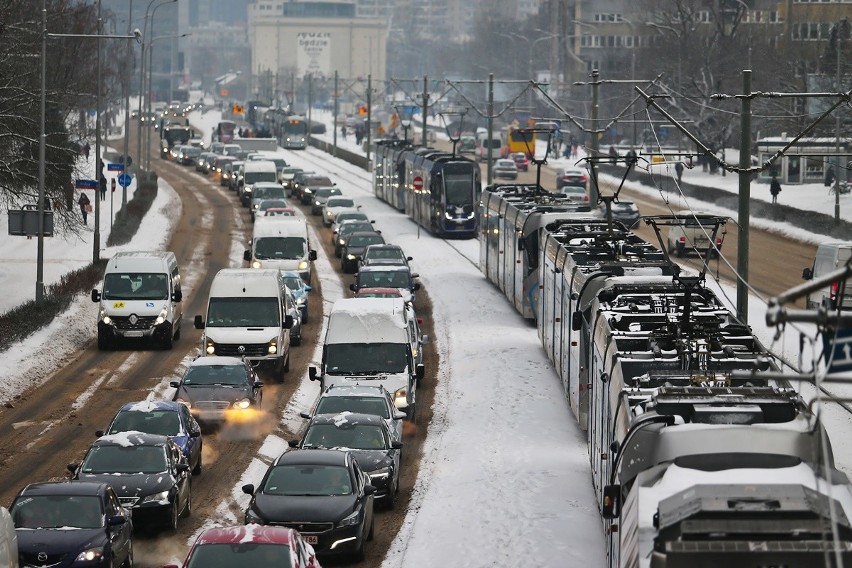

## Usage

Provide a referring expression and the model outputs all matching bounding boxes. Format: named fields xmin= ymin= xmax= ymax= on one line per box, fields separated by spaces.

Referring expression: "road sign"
xmin=111 ymin=178 xmax=116 ymax=192
xmin=107 ymin=163 xmax=124 ymax=172
xmin=117 ymin=173 xmax=132 ymax=188
xmin=75 ymin=179 xmax=97 ymax=190
xmin=412 ymin=175 xmax=423 ymax=191
xmin=825 ymin=327 xmax=852 ymax=374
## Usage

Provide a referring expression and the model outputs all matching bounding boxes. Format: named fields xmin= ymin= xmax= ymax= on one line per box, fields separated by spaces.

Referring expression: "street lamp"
xmin=36 ymin=0 xmax=141 ymax=299
xmin=394 ymin=105 xmax=413 ymax=143
xmin=146 ymin=31 xmax=189 ymax=171
xmin=439 ymin=110 xmax=468 ymax=156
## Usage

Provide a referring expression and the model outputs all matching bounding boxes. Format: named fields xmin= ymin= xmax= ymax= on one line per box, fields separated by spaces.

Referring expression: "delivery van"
xmin=802 ymin=241 xmax=852 ymax=310
xmin=475 ymin=131 xmax=503 ymax=163
xmin=0 ymin=506 xmax=17 ymax=568
xmin=308 ymin=297 xmax=424 ymax=421
xmin=194 ymin=269 xmax=294 ymax=376
xmin=244 ymin=217 xmax=317 ymax=282
xmin=91 ymin=251 xmax=183 ymax=350
xmin=238 ymin=160 xmax=278 ymax=207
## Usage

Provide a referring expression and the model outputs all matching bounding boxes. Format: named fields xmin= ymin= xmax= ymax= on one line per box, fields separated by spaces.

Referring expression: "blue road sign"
xmin=107 ymin=163 xmax=124 ymax=172
xmin=75 ymin=179 xmax=97 ymax=189
xmin=825 ymin=327 xmax=852 ymax=374
xmin=117 ymin=173 xmax=132 ymax=188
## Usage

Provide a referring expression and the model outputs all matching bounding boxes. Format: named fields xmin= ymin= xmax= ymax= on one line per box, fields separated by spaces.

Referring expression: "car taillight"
xmin=583 ymin=195 xmax=589 ymax=201
xmin=679 ymin=236 xmax=686 ymax=243
xmin=831 ymin=281 xmax=839 ymax=299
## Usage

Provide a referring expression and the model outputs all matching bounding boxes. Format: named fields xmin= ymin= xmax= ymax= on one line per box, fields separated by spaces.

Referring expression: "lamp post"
xmin=146 ymin=31 xmax=188 ymax=171
xmin=37 ymin=0 xmax=141 ymax=296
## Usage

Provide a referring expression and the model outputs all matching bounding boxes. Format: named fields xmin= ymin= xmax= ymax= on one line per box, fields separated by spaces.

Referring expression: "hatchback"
xmin=555 ymin=167 xmax=589 ymax=190
xmin=493 ymin=159 xmax=519 ymax=180
xmin=510 ymin=152 xmax=530 ymax=171
xmin=171 ymin=356 xmax=264 ymax=424
xmin=558 ymin=184 xmax=590 ymax=203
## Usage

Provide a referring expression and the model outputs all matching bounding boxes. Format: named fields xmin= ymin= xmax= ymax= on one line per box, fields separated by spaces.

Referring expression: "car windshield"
xmin=282 ymin=276 xmax=304 ymax=291
xmin=108 ymin=410 xmax=181 ymax=436
xmin=327 ymin=198 xmax=355 ymax=208
xmin=254 ymin=237 xmax=306 ymax=260
xmin=316 ymin=396 xmax=390 ymax=419
xmin=103 ymin=273 xmax=169 ymax=301
xmin=254 ymin=187 xmax=286 ymax=200
xmin=12 ymin=495 xmax=104 ymax=529
xmin=325 ymin=343 xmax=408 ymax=374
xmin=336 ymin=213 xmax=368 ymax=225
xmin=303 ymin=424 xmax=386 ymax=450
xmin=340 ymin=223 xmax=373 ymax=236
xmin=187 ymin=543 xmax=293 ymax=568
xmin=259 ymin=199 xmax=289 ymax=210
xmin=245 ymin=172 xmax=277 ymax=185
xmin=348 ymin=235 xmax=384 ymax=247
xmin=207 ymin=297 xmax=280 ymax=327
xmin=183 ymin=364 xmax=248 ymax=386
xmin=81 ymin=444 xmax=167 ymax=474
xmin=358 ymin=271 xmax=411 ymax=288
xmin=314 ymin=188 xmax=341 ymax=199
xmin=263 ymin=465 xmax=352 ymax=496
xmin=365 ymin=248 xmax=405 ymax=262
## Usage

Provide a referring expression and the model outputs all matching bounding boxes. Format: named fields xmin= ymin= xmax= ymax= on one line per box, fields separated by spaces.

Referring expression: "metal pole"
xmin=122 ymin=0 xmax=132 ymax=208
xmin=307 ymin=74 xmax=312 ymax=148
xmin=589 ymin=68 xmax=600 ymax=203
xmin=421 ymin=75 xmax=428 ymax=147
xmin=486 ymin=73 xmax=494 ymax=185
xmin=736 ymin=69 xmax=752 ymax=323
xmin=36 ymin=0 xmax=47 ymax=302
xmin=835 ymin=20 xmax=845 ymax=223
xmin=366 ymin=73 xmax=372 ymax=165
xmin=137 ymin=40 xmax=145 ymax=176
xmin=93 ymin=0 xmax=102 ymax=263
xmin=333 ymin=70 xmax=338 ymax=157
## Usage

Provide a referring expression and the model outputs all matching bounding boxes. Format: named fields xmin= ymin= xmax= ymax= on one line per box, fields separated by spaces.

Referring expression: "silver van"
xmin=802 ymin=241 xmax=852 ymax=310
xmin=91 ymin=251 xmax=183 ymax=350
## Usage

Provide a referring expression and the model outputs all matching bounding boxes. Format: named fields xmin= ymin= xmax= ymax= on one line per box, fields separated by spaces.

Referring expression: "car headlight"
xmin=253 ymin=204 xmax=260 ymax=209
xmin=176 ymin=398 xmax=191 ymax=408
xmin=369 ymin=467 xmax=390 ymax=480
xmin=298 ymin=260 xmax=308 ymax=270
xmin=252 ymin=260 xmax=262 ymax=269
xmin=75 ymin=547 xmax=105 ymax=563
xmin=339 ymin=509 xmax=361 ymax=527
xmin=99 ymin=309 xmax=112 ymax=325
xmin=268 ymin=340 xmax=277 ymax=354
xmin=347 ymin=254 xmax=356 ymax=260
xmin=234 ymin=398 xmax=251 ymax=409
xmin=444 ymin=211 xmax=453 ymax=220
xmin=393 ymin=387 xmax=408 ymax=408
xmin=338 ymin=238 xmax=345 ymax=245
xmin=141 ymin=490 xmax=170 ymax=504
xmin=296 ymin=297 xmax=306 ymax=306
xmin=303 ymin=188 xmax=312 ymax=194
xmin=155 ymin=306 xmax=168 ymax=325
xmin=206 ymin=341 xmax=216 ymax=355
xmin=315 ymin=200 xmax=321 ymax=206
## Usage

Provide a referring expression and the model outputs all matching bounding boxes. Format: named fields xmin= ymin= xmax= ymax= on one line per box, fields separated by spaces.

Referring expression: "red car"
xmin=354 ymin=286 xmax=404 ymax=299
xmin=510 ymin=152 xmax=530 ymax=171
xmin=164 ymin=525 xmax=321 ymax=568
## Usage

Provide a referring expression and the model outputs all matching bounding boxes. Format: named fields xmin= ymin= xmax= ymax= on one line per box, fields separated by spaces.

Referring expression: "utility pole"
xmin=366 ymin=73 xmax=372 ymax=164
xmin=589 ymin=68 xmax=600 ymax=203
xmin=94 ymin=0 xmax=102 ymax=263
xmin=737 ymin=70 xmax=752 ymax=322
xmin=486 ymin=73 xmax=494 ymax=185
xmin=307 ymin=74 xmax=312 ymax=148
xmin=122 ymin=0 xmax=133 ymax=208
xmin=834 ymin=19 xmax=847 ymax=223
xmin=333 ymin=70 xmax=338 ymax=157
xmin=421 ymin=75 xmax=429 ymax=147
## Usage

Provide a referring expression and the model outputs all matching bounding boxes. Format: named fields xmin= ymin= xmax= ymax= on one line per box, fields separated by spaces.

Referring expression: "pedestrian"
xmin=83 ymin=141 xmax=90 ymax=159
xmin=675 ymin=161 xmax=684 ymax=184
xmin=608 ymin=145 xmax=618 ymax=160
xmin=341 ymin=125 xmax=347 ymax=140
xmin=770 ymin=175 xmax=782 ymax=204
xmin=78 ymin=192 xmax=91 ymax=224
xmin=825 ymin=165 xmax=835 ymax=187
xmin=99 ymin=173 xmax=107 ymax=201
xmin=626 ymin=148 xmax=638 ymax=165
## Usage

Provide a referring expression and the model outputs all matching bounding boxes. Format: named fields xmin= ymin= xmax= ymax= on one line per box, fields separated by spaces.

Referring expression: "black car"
xmin=288 ymin=170 xmax=316 ymax=200
xmin=10 ymin=481 xmax=133 ymax=568
xmin=350 ymin=265 xmax=420 ymax=304
xmin=358 ymin=244 xmax=412 ymax=270
xmin=601 ymin=200 xmax=641 ymax=229
xmin=291 ymin=413 xmax=402 ymax=509
xmin=334 ymin=220 xmax=379 ymax=257
xmin=170 ymin=356 xmax=263 ymax=426
xmin=243 ymin=448 xmax=375 ymax=561
xmin=341 ymin=232 xmax=387 ymax=274
xmin=69 ymin=432 xmax=192 ymax=532
xmin=309 ymin=187 xmax=343 ymax=215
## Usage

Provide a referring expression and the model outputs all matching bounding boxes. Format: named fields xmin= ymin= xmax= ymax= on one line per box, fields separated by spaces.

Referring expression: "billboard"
xmin=297 ymin=32 xmax=331 ymax=77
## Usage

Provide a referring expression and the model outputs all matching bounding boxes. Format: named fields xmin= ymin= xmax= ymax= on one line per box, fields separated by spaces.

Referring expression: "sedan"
xmin=164 ymin=525 xmax=321 ymax=568
xmin=291 ymin=413 xmax=402 ymax=509
xmin=282 ymin=270 xmax=312 ymax=323
xmin=558 ymin=184 xmax=590 ymax=203
xmin=322 ymin=197 xmax=357 ymax=227
xmin=11 ymin=481 xmax=133 ymax=568
xmin=510 ymin=152 xmax=530 ymax=171
xmin=68 ymin=432 xmax=192 ymax=532
xmin=334 ymin=220 xmax=378 ymax=257
xmin=602 ymin=200 xmax=641 ymax=229
xmin=310 ymin=187 xmax=343 ymax=215
xmin=99 ymin=400 xmax=203 ymax=475
xmin=243 ymin=449 xmax=375 ymax=561
xmin=341 ymin=232 xmax=387 ymax=274
xmin=307 ymin=383 xmax=407 ymax=445
xmin=351 ymin=266 xmax=420 ymax=304
xmin=331 ymin=211 xmax=371 ymax=244
xmin=170 ymin=356 xmax=263 ymax=425
xmin=493 ymin=159 xmax=519 ymax=180
xmin=359 ymin=244 xmax=412 ymax=270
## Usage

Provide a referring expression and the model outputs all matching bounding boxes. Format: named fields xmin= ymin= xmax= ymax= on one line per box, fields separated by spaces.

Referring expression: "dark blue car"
xmin=10 ymin=481 xmax=133 ymax=568
xmin=99 ymin=400 xmax=203 ymax=475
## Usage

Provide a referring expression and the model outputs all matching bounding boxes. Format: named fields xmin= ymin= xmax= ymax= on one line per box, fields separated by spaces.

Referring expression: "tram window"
xmin=444 ymin=174 xmax=471 ymax=206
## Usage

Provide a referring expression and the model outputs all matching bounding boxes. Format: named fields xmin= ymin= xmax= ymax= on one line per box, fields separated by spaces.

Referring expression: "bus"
xmin=504 ymin=125 xmax=536 ymax=158
xmin=216 ymin=120 xmax=236 ymax=143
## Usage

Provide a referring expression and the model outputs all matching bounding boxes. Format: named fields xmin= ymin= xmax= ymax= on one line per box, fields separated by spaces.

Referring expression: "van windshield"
xmin=104 ymin=273 xmax=169 ymax=301
xmin=207 ymin=297 xmax=280 ymax=327
xmin=254 ymin=237 xmax=306 ymax=260
xmin=326 ymin=343 xmax=407 ymax=374
xmin=245 ymin=172 xmax=277 ymax=185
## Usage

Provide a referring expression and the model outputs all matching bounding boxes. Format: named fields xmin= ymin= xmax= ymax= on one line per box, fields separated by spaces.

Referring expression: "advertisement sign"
xmin=297 ymin=32 xmax=331 ymax=77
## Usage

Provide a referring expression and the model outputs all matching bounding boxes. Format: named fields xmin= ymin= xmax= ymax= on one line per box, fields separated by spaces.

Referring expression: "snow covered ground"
xmin=0 ymin=103 xmax=850 ymax=567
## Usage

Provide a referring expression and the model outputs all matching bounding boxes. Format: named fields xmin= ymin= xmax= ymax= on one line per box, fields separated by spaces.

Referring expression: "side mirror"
xmin=241 ymin=484 xmax=255 ymax=496
xmin=413 ymin=283 xmax=421 ymax=291
xmin=411 ymin=273 xmax=420 ymax=278
xmin=308 ymin=366 xmax=319 ymax=381
xmin=66 ymin=463 xmax=78 ymax=475
xmin=802 ymin=267 xmax=813 ymax=280
xmin=364 ymin=484 xmax=377 ymax=496
xmin=407 ymin=256 xmax=413 ymax=261
xmin=309 ymin=250 xmax=317 ymax=261
xmin=169 ymin=380 xmax=180 ymax=388
xmin=299 ymin=411 xmax=312 ymax=420
xmin=194 ymin=315 xmax=205 ymax=329
xmin=416 ymin=364 xmax=425 ymax=381
xmin=392 ymin=441 xmax=403 ymax=449
xmin=91 ymin=289 xmax=101 ymax=303
xmin=172 ymin=289 xmax=182 ymax=303
xmin=244 ymin=250 xmax=251 ymax=261
xmin=288 ymin=439 xmax=300 ymax=448
xmin=421 ymin=334 xmax=430 ymax=344
xmin=517 ymin=239 xmax=525 ymax=251
xmin=176 ymin=463 xmax=190 ymax=473
xmin=392 ymin=410 xmax=407 ymax=420
xmin=305 ymin=285 xmax=313 ymax=292
xmin=284 ymin=315 xmax=294 ymax=329
xmin=254 ymin=380 xmax=264 ymax=388
xmin=107 ymin=514 xmax=127 ymax=527
xmin=95 ymin=430 xmax=105 ymax=437
xmin=349 ymin=284 xmax=357 ymax=292
xmin=602 ymin=484 xmax=621 ymax=519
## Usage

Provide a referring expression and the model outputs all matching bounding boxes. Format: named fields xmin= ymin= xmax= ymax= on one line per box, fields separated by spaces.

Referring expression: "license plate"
xmin=124 ymin=331 xmax=144 ymax=337
xmin=304 ymin=535 xmax=318 ymax=544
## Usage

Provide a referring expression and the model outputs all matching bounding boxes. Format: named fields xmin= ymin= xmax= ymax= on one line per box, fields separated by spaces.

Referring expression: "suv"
xmin=555 ymin=167 xmax=589 ymax=190
xmin=351 ymin=265 xmax=420 ymax=304
xmin=341 ymin=232 xmax=387 ymax=273
xmin=666 ymin=211 xmax=725 ymax=258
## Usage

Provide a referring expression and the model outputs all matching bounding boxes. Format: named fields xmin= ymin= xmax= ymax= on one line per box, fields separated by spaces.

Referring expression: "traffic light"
xmin=358 ymin=105 xmax=367 ymax=116
xmin=231 ymin=103 xmax=244 ymax=115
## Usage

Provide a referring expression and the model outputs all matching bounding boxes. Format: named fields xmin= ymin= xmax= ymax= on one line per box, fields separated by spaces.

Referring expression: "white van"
xmin=475 ymin=131 xmax=503 ymax=162
xmin=802 ymin=241 xmax=852 ymax=310
xmin=238 ymin=160 xmax=278 ymax=207
xmin=91 ymin=251 xmax=183 ymax=350
xmin=194 ymin=269 xmax=294 ymax=376
xmin=244 ymin=217 xmax=317 ymax=282
xmin=308 ymin=297 xmax=424 ymax=420
xmin=0 ymin=506 xmax=17 ymax=568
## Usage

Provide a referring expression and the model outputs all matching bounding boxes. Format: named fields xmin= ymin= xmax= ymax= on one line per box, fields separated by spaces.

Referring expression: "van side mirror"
xmin=194 ymin=315 xmax=205 ymax=329
xmin=802 ymin=267 xmax=813 ymax=280
xmin=244 ymin=250 xmax=251 ymax=262
xmin=413 ymin=283 xmax=421 ymax=291
xmin=309 ymin=250 xmax=317 ymax=261
xmin=169 ymin=380 xmax=180 ymax=388
xmin=91 ymin=289 xmax=101 ymax=303
xmin=308 ymin=366 xmax=319 ymax=381
xmin=416 ymin=364 xmax=425 ymax=381
xmin=172 ymin=289 xmax=183 ymax=303
xmin=349 ymin=284 xmax=357 ymax=292
xmin=284 ymin=315 xmax=294 ymax=329
xmin=602 ymin=484 xmax=621 ymax=519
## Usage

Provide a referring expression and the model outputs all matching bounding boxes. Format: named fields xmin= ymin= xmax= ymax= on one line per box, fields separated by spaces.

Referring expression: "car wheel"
xmin=367 ymin=514 xmax=375 ymax=541
xmin=301 ymin=309 xmax=308 ymax=324
xmin=97 ymin=331 xmax=112 ymax=351
xmin=192 ymin=446 xmax=202 ymax=476
xmin=174 ymin=324 xmax=181 ymax=341
xmin=283 ymin=353 xmax=290 ymax=374
xmin=676 ymin=242 xmax=685 ymax=258
xmin=123 ymin=540 xmax=133 ymax=568
xmin=167 ymin=500 xmax=179 ymax=532
xmin=292 ymin=334 xmax=301 ymax=346
xmin=181 ymin=484 xmax=192 ymax=518
xmin=161 ymin=330 xmax=173 ymax=350
xmin=385 ymin=476 xmax=397 ymax=510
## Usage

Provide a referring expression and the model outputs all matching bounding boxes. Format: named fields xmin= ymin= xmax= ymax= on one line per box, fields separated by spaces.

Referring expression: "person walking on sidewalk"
xmin=675 ymin=161 xmax=684 ymax=184
xmin=99 ymin=173 xmax=107 ymax=201
xmin=78 ymin=192 xmax=91 ymax=224
xmin=770 ymin=175 xmax=782 ymax=205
